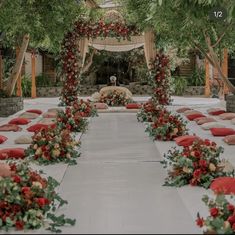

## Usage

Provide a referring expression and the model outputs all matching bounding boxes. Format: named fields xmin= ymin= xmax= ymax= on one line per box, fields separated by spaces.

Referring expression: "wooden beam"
xmin=31 ymin=52 xmax=36 ymax=98
xmin=222 ymin=48 xmax=229 ymax=95
xmin=0 ymin=53 xmax=3 ymax=90
xmin=205 ymin=57 xmax=211 ymax=97
xmin=16 ymin=48 xmax=22 ymax=97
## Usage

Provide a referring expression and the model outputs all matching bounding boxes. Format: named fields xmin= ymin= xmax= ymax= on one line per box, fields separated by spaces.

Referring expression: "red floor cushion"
xmin=223 ymin=135 xmax=235 ymax=145
xmin=196 ymin=117 xmax=216 ymax=125
xmin=187 ymin=114 xmax=206 ymax=121
xmin=176 ymin=107 xmax=192 ymax=113
xmin=219 ymin=113 xmax=235 ymax=120
xmin=27 ymin=123 xmax=56 ymax=132
xmin=8 ymin=118 xmax=31 ymax=125
xmin=0 ymin=148 xmax=25 ymax=160
xmin=26 ymin=109 xmax=42 ymax=115
xmin=0 ymin=124 xmax=22 ymax=132
xmin=174 ymin=135 xmax=201 ymax=147
xmin=208 ymin=110 xmax=226 ymax=115
xmin=42 ymin=112 xmax=57 ymax=118
xmin=0 ymin=135 xmax=8 ymax=144
xmin=126 ymin=103 xmax=142 ymax=109
xmin=210 ymin=177 xmax=235 ymax=194
xmin=210 ymin=128 xmax=235 ymax=137
xmin=94 ymin=103 xmax=108 ymax=110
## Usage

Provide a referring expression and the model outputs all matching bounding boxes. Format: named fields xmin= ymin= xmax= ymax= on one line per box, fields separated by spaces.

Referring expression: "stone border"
xmin=226 ymin=94 xmax=235 ymax=112
xmin=0 ymin=97 xmax=23 ymax=117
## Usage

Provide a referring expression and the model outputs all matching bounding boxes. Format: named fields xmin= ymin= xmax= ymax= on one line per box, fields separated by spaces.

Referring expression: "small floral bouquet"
xmin=137 ymin=101 xmax=164 ymax=122
xmin=56 ymin=106 xmax=89 ymax=133
xmin=196 ymin=194 xmax=235 ymax=234
xmin=72 ymin=99 xmax=97 ymax=117
xmin=25 ymin=128 xmax=80 ymax=165
xmin=161 ymin=139 xmax=232 ymax=188
xmin=0 ymin=162 xmax=75 ymax=233
xmin=99 ymin=90 xmax=133 ymax=106
xmin=146 ymin=110 xmax=188 ymax=141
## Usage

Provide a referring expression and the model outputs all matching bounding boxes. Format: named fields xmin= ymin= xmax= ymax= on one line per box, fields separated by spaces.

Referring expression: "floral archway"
xmin=60 ymin=19 xmax=171 ymax=106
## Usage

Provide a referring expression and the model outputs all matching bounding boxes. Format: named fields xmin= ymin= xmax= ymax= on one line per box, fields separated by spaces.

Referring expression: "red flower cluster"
xmin=56 ymin=105 xmax=88 ymax=132
xmin=71 ymin=99 xmax=97 ymax=117
xmin=26 ymin=128 xmax=80 ymax=165
xmin=60 ymin=19 xmax=140 ymax=105
xmin=149 ymin=53 xmax=171 ymax=105
xmin=162 ymin=139 xmax=230 ymax=188
xmin=147 ymin=110 xmax=187 ymax=141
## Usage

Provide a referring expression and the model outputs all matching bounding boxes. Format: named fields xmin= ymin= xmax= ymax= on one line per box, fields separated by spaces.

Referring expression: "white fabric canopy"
xmin=89 ymin=36 xmax=145 ymax=52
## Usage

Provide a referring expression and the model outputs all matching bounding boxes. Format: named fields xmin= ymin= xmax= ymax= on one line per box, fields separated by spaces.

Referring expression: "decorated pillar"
xmin=205 ymin=57 xmax=210 ymax=97
xmin=16 ymin=48 xmax=22 ymax=97
xmin=31 ymin=52 xmax=36 ymax=98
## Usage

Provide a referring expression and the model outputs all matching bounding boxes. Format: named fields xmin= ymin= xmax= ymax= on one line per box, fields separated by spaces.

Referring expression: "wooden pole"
xmin=31 ymin=52 xmax=36 ymax=98
xmin=222 ymin=48 xmax=229 ymax=95
xmin=0 ymin=52 xmax=3 ymax=90
xmin=16 ymin=48 xmax=22 ymax=96
xmin=205 ymin=57 xmax=210 ymax=97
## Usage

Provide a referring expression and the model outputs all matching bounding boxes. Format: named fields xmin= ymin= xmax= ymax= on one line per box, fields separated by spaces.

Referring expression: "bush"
xmin=171 ymin=76 xmax=188 ymax=96
xmin=36 ymin=74 xmax=53 ymax=87
xmin=21 ymin=75 xmax=32 ymax=97
xmin=187 ymin=67 xmax=205 ymax=86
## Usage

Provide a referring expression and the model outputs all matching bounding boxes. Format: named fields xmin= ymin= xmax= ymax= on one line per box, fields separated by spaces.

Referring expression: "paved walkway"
xmin=57 ymin=113 xmax=200 ymax=234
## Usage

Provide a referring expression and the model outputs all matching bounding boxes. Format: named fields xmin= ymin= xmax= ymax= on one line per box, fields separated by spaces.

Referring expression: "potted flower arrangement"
xmin=161 ymin=139 xmax=233 ymax=188
xmin=25 ymin=128 xmax=80 ymax=165
xmin=145 ymin=110 xmax=188 ymax=141
xmin=196 ymin=194 xmax=235 ymax=234
xmin=137 ymin=100 xmax=165 ymax=123
xmin=0 ymin=162 xmax=75 ymax=233
xmin=56 ymin=106 xmax=89 ymax=133
xmin=72 ymin=99 xmax=97 ymax=118
xmin=99 ymin=90 xmax=133 ymax=106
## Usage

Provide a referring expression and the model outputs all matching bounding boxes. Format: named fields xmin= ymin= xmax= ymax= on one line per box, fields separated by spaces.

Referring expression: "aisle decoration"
xmin=99 ymin=90 xmax=133 ymax=106
xmin=137 ymin=101 xmax=164 ymax=122
xmin=0 ymin=162 xmax=75 ymax=233
xmin=149 ymin=53 xmax=172 ymax=106
xmin=196 ymin=194 xmax=235 ymax=234
xmin=60 ymin=19 xmax=140 ymax=106
xmin=25 ymin=128 xmax=80 ymax=165
xmin=56 ymin=106 xmax=89 ymax=133
xmin=146 ymin=110 xmax=188 ymax=141
xmin=161 ymin=139 xmax=233 ymax=188
xmin=72 ymin=99 xmax=97 ymax=117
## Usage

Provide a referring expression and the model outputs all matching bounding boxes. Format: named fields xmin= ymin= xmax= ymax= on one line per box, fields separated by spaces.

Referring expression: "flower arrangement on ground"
xmin=56 ymin=106 xmax=89 ymax=133
xmin=161 ymin=139 xmax=233 ymax=188
xmin=196 ymin=194 xmax=235 ymax=234
xmin=0 ymin=162 xmax=75 ymax=233
xmin=72 ymin=99 xmax=97 ymax=117
xmin=25 ymin=128 xmax=80 ymax=165
xmin=146 ymin=110 xmax=188 ymax=141
xmin=99 ymin=90 xmax=133 ymax=106
xmin=137 ymin=100 xmax=164 ymax=122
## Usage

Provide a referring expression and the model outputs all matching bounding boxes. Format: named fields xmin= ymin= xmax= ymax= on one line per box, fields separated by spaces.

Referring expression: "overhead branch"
xmin=81 ymin=49 xmax=97 ymax=74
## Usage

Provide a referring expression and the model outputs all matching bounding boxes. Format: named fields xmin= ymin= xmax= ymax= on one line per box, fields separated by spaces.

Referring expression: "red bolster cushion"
xmin=187 ymin=114 xmax=206 ymax=121
xmin=0 ymin=124 xmax=22 ymax=132
xmin=208 ymin=110 xmax=226 ymax=115
xmin=26 ymin=109 xmax=43 ymax=115
xmin=0 ymin=148 xmax=25 ymax=160
xmin=27 ymin=123 xmax=56 ymax=132
xmin=126 ymin=103 xmax=142 ymax=109
xmin=0 ymin=135 xmax=8 ymax=144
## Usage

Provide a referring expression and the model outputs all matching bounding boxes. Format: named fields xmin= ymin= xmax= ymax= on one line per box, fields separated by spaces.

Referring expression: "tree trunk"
xmin=5 ymin=34 xmax=30 ymax=96
xmin=81 ymin=49 xmax=96 ymax=74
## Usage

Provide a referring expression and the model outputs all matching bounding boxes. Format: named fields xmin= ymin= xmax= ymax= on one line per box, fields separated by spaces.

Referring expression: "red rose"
xmin=196 ymin=217 xmax=204 ymax=228
xmin=199 ymin=159 xmax=207 ymax=168
xmin=210 ymin=207 xmax=219 ymax=217
xmin=227 ymin=204 xmax=235 ymax=212
xmin=194 ymin=151 xmax=201 ymax=158
xmin=36 ymin=197 xmax=50 ymax=207
xmin=13 ymin=175 xmax=21 ymax=183
xmin=193 ymin=169 xmax=202 ymax=179
xmin=204 ymin=139 xmax=211 ymax=146
xmin=232 ymin=223 xmax=235 ymax=231
xmin=228 ymin=215 xmax=235 ymax=225
xmin=21 ymin=187 xmax=31 ymax=194
xmin=190 ymin=178 xmax=198 ymax=186
xmin=66 ymin=124 xmax=71 ymax=130
xmin=15 ymin=220 xmax=24 ymax=230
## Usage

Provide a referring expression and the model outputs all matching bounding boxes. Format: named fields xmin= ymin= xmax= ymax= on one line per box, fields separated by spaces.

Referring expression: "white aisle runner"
xmin=56 ymin=113 xmax=200 ymax=234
